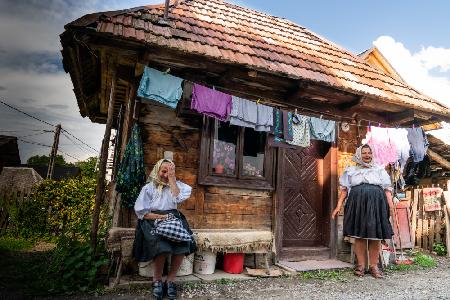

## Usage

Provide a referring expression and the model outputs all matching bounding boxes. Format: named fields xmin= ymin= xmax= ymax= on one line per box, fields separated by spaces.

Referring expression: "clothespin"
xmin=295 ymin=108 xmax=298 ymax=115
xmin=257 ymin=98 xmax=261 ymax=104
xmin=213 ymin=85 xmax=216 ymax=90
xmin=378 ymin=122 xmax=381 ymax=127
xmin=320 ymin=114 xmax=323 ymax=119
xmin=163 ymin=67 xmax=171 ymax=74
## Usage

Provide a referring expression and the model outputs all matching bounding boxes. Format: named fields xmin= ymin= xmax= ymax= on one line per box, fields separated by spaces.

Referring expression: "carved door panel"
xmin=281 ymin=141 xmax=324 ymax=247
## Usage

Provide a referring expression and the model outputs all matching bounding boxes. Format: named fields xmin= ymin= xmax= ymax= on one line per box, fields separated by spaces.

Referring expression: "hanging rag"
xmin=116 ymin=123 xmax=147 ymax=208
xmin=255 ymin=103 xmax=273 ymax=132
xmin=387 ymin=128 xmax=410 ymax=171
xmin=287 ymin=114 xmax=311 ymax=147
xmin=362 ymin=126 xmax=397 ymax=167
xmin=191 ymin=84 xmax=232 ymax=121
xmin=137 ymin=67 xmax=183 ymax=109
xmin=407 ymin=128 xmax=429 ymax=162
xmin=422 ymin=187 xmax=443 ymax=212
xmin=268 ymin=109 xmax=296 ymax=148
xmin=309 ymin=117 xmax=335 ymax=142
xmin=229 ymin=96 xmax=258 ymax=128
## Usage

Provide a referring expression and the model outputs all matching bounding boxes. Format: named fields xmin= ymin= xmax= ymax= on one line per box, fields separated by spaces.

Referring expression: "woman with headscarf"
xmin=133 ymin=159 xmax=196 ymax=300
xmin=331 ymin=144 xmax=394 ymax=278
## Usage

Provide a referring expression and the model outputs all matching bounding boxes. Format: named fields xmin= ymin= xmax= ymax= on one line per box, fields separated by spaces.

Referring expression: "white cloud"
xmin=373 ymin=36 xmax=450 ymax=145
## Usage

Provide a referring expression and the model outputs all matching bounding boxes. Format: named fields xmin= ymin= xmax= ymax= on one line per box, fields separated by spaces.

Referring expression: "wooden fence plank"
xmin=417 ymin=218 xmax=423 ymax=249
xmin=423 ymin=217 xmax=429 ymax=251
xmin=444 ymin=205 xmax=450 ymax=258
xmin=411 ymin=189 xmax=419 ymax=246
xmin=435 ymin=213 xmax=442 ymax=244
xmin=429 ymin=216 xmax=435 ymax=252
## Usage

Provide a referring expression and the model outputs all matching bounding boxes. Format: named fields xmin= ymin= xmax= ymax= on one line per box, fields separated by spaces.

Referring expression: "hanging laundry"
xmin=137 ymin=67 xmax=183 ymax=109
xmin=255 ymin=103 xmax=273 ymax=132
xmin=363 ymin=126 xmax=397 ymax=167
xmin=229 ymin=96 xmax=257 ymax=128
xmin=191 ymin=84 xmax=232 ymax=121
xmin=309 ymin=116 xmax=335 ymax=143
xmin=268 ymin=108 xmax=295 ymax=148
xmin=283 ymin=111 xmax=294 ymax=141
xmin=116 ymin=123 xmax=146 ymax=208
xmin=387 ymin=128 xmax=410 ymax=171
xmin=229 ymin=96 xmax=273 ymax=132
xmin=407 ymin=127 xmax=429 ymax=162
xmin=287 ymin=114 xmax=311 ymax=147
xmin=422 ymin=187 xmax=443 ymax=212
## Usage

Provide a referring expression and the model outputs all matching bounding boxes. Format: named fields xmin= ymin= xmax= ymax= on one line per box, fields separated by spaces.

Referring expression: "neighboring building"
xmin=61 ymin=0 xmax=450 ymax=264
xmin=22 ymin=165 xmax=81 ymax=181
xmin=0 ymin=167 xmax=43 ymax=192
xmin=0 ymin=135 xmax=21 ymax=173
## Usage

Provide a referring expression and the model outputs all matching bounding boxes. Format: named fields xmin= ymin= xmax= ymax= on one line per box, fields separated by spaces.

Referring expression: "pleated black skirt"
xmin=133 ymin=209 xmax=197 ymax=262
xmin=343 ymin=184 xmax=394 ymax=240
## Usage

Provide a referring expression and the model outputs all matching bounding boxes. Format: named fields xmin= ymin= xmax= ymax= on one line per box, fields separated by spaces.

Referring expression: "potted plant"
xmin=212 ymin=140 xmax=235 ymax=175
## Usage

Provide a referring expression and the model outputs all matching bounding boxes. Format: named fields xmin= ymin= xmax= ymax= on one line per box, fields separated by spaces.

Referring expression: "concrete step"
xmin=277 ymin=259 xmax=353 ymax=272
xmin=279 ymin=246 xmax=331 ymax=262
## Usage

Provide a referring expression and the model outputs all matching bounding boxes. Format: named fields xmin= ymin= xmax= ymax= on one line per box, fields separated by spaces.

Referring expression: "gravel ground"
xmin=63 ymin=256 xmax=450 ymax=300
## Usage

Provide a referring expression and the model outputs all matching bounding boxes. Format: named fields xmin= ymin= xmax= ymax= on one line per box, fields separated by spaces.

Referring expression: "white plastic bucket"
xmin=193 ymin=251 xmax=216 ymax=275
xmin=168 ymin=253 xmax=194 ymax=276
xmin=138 ymin=261 xmax=155 ymax=277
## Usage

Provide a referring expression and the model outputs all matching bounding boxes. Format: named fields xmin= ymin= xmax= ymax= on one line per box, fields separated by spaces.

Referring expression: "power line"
xmin=60 ymin=128 xmax=99 ymax=154
xmin=58 ymin=148 xmax=81 ymax=161
xmin=17 ymin=131 xmax=53 ymax=139
xmin=0 ymin=100 xmax=55 ymax=127
xmin=61 ymin=131 xmax=97 ymax=154
xmin=17 ymin=138 xmax=52 ymax=148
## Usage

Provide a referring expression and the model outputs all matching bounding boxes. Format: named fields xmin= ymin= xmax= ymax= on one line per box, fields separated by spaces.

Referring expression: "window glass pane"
xmin=242 ymin=128 xmax=265 ymax=177
xmin=212 ymin=121 xmax=238 ymax=175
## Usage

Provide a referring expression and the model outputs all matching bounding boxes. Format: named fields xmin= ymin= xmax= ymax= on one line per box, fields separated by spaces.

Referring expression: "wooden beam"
xmin=91 ymin=66 xmax=116 ymax=250
xmin=337 ymin=95 xmax=366 ymax=110
xmin=427 ymin=149 xmax=450 ymax=170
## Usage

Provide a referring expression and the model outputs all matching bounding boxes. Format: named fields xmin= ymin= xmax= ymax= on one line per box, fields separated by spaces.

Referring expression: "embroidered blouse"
xmin=339 ymin=165 xmax=392 ymax=193
xmin=134 ymin=181 xmax=192 ymax=219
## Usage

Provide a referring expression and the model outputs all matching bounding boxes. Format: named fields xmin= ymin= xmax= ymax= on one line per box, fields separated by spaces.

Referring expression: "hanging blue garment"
xmin=309 ymin=117 xmax=336 ymax=142
xmin=407 ymin=127 xmax=429 ymax=162
xmin=116 ymin=123 xmax=146 ymax=208
xmin=137 ymin=67 xmax=183 ymax=109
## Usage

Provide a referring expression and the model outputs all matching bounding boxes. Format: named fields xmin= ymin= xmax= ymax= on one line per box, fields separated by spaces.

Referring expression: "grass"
xmin=0 ymin=236 xmax=34 ymax=252
xmin=299 ymin=269 xmax=350 ymax=281
xmin=413 ymin=252 xmax=436 ymax=267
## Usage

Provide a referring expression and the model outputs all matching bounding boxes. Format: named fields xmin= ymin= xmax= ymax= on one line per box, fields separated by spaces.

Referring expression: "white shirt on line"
xmin=134 ymin=180 xmax=192 ymax=220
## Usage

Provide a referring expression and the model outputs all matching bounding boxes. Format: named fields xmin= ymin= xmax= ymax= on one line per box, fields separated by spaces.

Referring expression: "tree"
xmin=27 ymin=154 xmax=69 ymax=166
xmin=75 ymin=157 xmax=98 ymax=179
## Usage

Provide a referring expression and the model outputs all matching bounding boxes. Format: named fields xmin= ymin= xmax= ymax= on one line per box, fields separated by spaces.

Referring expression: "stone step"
xmin=279 ymin=246 xmax=331 ymax=262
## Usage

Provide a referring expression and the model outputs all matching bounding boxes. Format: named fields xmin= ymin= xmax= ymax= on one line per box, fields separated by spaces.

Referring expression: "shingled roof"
xmin=63 ymin=0 xmax=450 ymax=124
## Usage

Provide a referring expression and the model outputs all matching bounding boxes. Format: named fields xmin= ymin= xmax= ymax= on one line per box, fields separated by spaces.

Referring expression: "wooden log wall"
xmin=122 ymin=103 xmax=273 ymax=230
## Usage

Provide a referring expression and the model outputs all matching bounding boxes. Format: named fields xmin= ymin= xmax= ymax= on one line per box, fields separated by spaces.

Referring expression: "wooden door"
xmin=281 ymin=141 xmax=326 ymax=247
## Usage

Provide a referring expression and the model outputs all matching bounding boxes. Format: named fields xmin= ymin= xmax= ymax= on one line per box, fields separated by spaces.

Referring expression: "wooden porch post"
xmin=90 ymin=69 xmax=116 ymax=249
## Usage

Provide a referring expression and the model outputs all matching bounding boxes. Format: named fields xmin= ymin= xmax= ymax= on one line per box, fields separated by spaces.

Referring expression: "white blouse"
xmin=134 ymin=180 xmax=192 ymax=220
xmin=339 ymin=165 xmax=392 ymax=193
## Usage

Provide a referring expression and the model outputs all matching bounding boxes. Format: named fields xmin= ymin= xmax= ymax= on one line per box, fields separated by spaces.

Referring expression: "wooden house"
xmin=60 ymin=0 xmax=450 ymax=263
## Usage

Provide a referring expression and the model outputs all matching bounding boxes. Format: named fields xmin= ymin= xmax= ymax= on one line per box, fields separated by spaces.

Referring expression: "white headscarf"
xmin=147 ymin=158 xmax=174 ymax=195
xmin=352 ymin=144 xmax=375 ymax=168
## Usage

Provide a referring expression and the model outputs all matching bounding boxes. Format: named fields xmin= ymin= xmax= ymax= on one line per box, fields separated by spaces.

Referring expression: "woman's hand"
xmin=331 ymin=207 xmax=341 ymax=220
xmin=167 ymin=163 xmax=176 ymax=183
xmin=144 ymin=213 xmax=169 ymax=220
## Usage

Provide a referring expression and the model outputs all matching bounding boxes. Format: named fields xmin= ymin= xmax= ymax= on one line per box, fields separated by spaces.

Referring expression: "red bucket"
xmin=223 ymin=253 xmax=244 ymax=274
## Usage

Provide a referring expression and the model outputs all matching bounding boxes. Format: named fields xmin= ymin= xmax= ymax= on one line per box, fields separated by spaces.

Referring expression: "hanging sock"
xmin=191 ymin=84 xmax=232 ymax=121
xmin=137 ymin=67 xmax=183 ymax=109
xmin=116 ymin=123 xmax=146 ymax=208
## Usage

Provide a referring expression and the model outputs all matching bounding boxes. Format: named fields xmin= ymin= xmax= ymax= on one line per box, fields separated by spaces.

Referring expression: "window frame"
xmin=198 ymin=117 xmax=275 ymax=190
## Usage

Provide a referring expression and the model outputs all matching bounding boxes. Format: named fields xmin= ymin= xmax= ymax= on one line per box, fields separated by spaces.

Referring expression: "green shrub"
xmin=433 ymin=242 xmax=447 ymax=256
xmin=414 ymin=252 xmax=436 ymax=267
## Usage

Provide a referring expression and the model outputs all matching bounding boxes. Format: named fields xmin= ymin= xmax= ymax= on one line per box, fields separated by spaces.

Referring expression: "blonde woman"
xmin=133 ymin=159 xmax=196 ymax=300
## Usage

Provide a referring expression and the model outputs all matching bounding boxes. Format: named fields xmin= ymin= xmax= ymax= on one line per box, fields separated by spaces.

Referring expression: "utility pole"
xmin=47 ymin=124 xmax=61 ymax=179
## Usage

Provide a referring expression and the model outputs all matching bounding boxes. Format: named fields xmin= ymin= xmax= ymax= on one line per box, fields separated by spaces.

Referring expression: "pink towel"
xmin=364 ymin=126 xmax=398 ymax=167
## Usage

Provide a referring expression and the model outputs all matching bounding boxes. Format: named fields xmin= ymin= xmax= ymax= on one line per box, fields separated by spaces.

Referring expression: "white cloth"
xmin=339 ymin=165 xmax=392 ymax=193
xmin=229 ymin=96 xmax=273 ymax=132
xmin=134 ymin=181 xmax=192 ymax=219
xmin=388 ymin=128 xmax=410 ymax=171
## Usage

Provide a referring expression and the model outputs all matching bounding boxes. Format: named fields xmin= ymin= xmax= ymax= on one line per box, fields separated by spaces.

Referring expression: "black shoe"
xmin=166 ymin=281 xmax=177 ymax=300
xmin=152 ymin=280 xmax=163 ymax=300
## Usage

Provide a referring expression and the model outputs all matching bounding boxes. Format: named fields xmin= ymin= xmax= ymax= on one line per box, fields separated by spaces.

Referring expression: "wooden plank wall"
xmin=122 ymin=103 xmax=273 ymax=230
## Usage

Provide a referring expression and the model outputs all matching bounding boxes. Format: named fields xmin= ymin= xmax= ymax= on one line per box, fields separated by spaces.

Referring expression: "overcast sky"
xmin=1 ymin=0 xmax=449 ymax=163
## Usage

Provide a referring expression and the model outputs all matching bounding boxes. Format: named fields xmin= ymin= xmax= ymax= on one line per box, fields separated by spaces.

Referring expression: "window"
xmin=199 ymin=118 xmax=275 ymax=189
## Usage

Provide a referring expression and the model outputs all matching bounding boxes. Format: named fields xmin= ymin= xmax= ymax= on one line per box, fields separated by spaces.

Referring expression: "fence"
xmin=0 ymin=188 xmax=33 ymax=234
xmin=410 ymin=182 xmax=450 ymax=257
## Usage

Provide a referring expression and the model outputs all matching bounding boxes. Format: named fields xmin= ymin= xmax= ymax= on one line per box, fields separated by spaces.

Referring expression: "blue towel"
xmin=309 ymin=117 xmax=335 ymax=142
xmin=137 ymin=67 xmax=183 ymax=109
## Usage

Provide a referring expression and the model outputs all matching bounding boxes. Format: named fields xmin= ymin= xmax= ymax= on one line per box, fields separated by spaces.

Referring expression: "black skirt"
xmin=133 ymin=209 xmax=197 ymax=262
xmin=343 ymin=184 xmax=394 ymax=240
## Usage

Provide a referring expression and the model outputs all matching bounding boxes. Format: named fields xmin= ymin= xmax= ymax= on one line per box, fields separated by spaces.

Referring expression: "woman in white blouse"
xmin=332 ymin=144 xmax=394 ymax=278
xmin=133 ymin=159 xmax=195 ymax=300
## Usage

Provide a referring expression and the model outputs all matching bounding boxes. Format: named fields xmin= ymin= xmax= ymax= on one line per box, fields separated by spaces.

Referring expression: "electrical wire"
xmin=17 ymin=138 xmax=52 ymax=148
xmin=61 ymin=131 xmax=99 ymax=154
xmin=0 ymin=100 xmax=55 ymax=127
